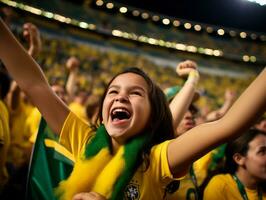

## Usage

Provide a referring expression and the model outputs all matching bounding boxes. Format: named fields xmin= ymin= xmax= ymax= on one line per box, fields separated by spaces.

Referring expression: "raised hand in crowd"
xmin=23 ymin=22 xmax=42 ymax=58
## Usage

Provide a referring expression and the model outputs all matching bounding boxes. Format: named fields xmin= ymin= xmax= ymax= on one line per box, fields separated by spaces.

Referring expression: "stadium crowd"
xmin=0 ymin=4 xmax=265 ymax=200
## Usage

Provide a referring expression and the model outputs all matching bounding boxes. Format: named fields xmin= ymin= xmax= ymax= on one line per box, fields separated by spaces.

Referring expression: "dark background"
xmin=110 ymin=0 xmax=266 ymax=33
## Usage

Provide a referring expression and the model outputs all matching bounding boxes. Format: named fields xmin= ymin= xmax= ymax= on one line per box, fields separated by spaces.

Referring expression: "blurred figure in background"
xmin=165 ymin=60 xmax=201 ymax=200
xmin=0 ymin=65 xmax=11 ymax=192
xmin=203 ymin=128 xmax=266 ymax=200
xmin=255 ymin=116 xmax=266 ymax=132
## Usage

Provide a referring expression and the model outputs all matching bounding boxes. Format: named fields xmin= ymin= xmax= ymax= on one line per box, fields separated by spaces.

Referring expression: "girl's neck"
xmin=235 ymin=169 xmax=258 ymax=190
xmin=111 ymin=138 xmax=121 ymax=154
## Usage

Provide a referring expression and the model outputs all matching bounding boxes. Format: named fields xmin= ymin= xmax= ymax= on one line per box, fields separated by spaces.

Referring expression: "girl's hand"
xmin=176 ymin=60 xmax=197 ymax=77
xmin=72 ymin=192 xmax=106 ymax=200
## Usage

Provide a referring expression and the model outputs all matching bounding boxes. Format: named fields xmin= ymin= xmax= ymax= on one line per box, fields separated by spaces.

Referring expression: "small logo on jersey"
xmin=124 ymin=183 xmax=140 ymax=200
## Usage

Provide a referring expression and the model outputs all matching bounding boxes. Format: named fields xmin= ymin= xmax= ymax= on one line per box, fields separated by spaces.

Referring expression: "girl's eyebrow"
xmin=108 ymin=84 xmax=147 ymax=92
xmin=252 ymin=144 xmax=266 ymax=151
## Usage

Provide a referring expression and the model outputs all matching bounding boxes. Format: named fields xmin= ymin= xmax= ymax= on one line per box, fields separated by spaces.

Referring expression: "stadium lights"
xmin=197 ymin=47 xmax=205 ymax=54
xmin=240 ymin=32 xmax=247 ymax=38
xmin=213 ymin=50 xmax=222 ymax=56
xmin=175 ymin=43 xmax=186 ymax=51
xmin=79 ymin=22 xmax=89 ymax=29
xmin=245 ymin=0 xmax=266 ymax=6
xmin=242 ymin=55 xmax=256 ymax=63
xmin=132 ymin=10 xmax=140 ymax=16
xmin=184 ymin=22 xmax=192 ymax=29
xmin=42 ymin=11 xmax=54 ymax=18
xmin=112 ymin=30 xmax=122 ymax=36
xmin=90 ymin=0 xmax=263 ymax=42
xmin=206 ymin=26 xmax=213 ymax=33
xmin=106 ymin=2 xmax=114 ymax=9
xmin=158 ymin=40 xmax=165 ymax=46
xmin=162 ymin=18 xmax=170 ymax=25
xmin=96 ymin=0 xmax=104 ymax=6
xmin=217 ymin=29 xmax=225 ymax=35
xmin=173 ymin=20 xmax=180 ymax=27
xmin=204 ymin=48 xmax=214 ymax=56
xmin=242 ymin=55 xmax=249 ymax=62
xmin=54 ymin=14 xmax=71 ymax=23
xmin=147 ymin=38 xmax=157 ymax=45
xmin=6 ymin=0 xmax=265 ymax=62
xmin=141 ymin=12 xmax=149 ymax=19
xmin=250 ymin=56 xmax=256 ymax=62
xmin=119 ymin=7 xmax=128 ymax=13
xmin=111 ymin=27 xmax=224 ymax=56
xmin=187 ymin=45 xmax=197 ymax=53
xmin=152 ymin=15 xmax=160 ymax=22
xmin=23 ymin=5 xmax=42 ymax=15
xmin=165 ymin=42 xmax=172 ymax=48
xmin=194 ymin=24 xmax=201 ymax=31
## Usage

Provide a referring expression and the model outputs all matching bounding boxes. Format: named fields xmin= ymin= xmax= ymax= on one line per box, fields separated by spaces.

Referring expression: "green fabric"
xmin=111 ymin=133 xmax=149 ymax=200
xmin=28 ymin=121 xmax=149 ymax=200
xmin=164 ymin=85 xmax=182 ymax=102
xmin=83 ymin=124 xmax=149 ymax=200
xmin=208 ymin=143 xmax=227 ymax=171
xmin=84 ymin=124 xmax=111 ymax=158
xmin=26 ymin=118 xmax=74 ymax=200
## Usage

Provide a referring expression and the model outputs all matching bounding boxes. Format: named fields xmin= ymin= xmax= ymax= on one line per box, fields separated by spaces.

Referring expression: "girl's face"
xmin=243 ymin=134 xmax=266 ymax=181
xmin=102 ymin=73 xmax=151 ymax=144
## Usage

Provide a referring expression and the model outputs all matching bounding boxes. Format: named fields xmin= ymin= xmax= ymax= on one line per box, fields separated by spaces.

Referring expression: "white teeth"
xmin=112 ymin=108 xmax=130 ymax=115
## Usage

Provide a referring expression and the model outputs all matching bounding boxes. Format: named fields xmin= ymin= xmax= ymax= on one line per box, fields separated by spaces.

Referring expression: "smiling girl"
xmin=0 ymin=19 xmax=265 ymax=200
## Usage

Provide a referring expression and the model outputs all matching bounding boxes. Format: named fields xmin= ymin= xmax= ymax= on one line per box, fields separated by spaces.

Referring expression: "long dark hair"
xmin=96 ymin=67 xmax=175 ymax=150
xmin=225 ymin=128 xmax=266 ymax=174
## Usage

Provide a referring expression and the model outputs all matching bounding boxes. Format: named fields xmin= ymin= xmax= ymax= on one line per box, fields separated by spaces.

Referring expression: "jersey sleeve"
xmin=59 ymin=111 xmax=94 ymax=161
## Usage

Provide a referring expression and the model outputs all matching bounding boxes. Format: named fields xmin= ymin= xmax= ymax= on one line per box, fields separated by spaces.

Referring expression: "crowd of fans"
xmin=0 ymin=4 xmax=265 ymax=200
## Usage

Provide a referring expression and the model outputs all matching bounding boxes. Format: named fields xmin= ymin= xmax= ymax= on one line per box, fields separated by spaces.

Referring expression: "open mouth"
xmin=111 ymin=108 xmax=131 ymax=122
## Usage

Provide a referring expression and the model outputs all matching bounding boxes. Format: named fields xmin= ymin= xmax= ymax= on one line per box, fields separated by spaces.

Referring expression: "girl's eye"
xmin=258 ymin=148 xmax=266 ymax=155
xmin=131 ymin=91 xmax=142 ymax=96
xmin=108 ymin=90 xmax=118 ymax=94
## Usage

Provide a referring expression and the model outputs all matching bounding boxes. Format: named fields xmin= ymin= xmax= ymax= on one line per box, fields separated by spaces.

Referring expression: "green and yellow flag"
xmin=26 ymin=118 xmax=74 ymax=200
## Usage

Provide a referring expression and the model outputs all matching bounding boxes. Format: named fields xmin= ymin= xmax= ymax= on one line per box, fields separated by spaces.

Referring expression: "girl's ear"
xmin=233 ymin=153 xmax=246 ymax=166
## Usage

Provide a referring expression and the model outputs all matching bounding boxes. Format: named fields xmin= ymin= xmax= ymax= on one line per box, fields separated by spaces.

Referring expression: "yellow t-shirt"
xmin=167 ymin=151 xmax=213 ymax=200
xmin=26 ymin=107 xmax=41 ymax=143
xmin=68 ymin=102 xmax=88 ymax=123
xmin=167 ymin=171 xmax=196 ymax=200
xmin=204 ymin=174 xmax=266 ymax=200
xmin=193 ymin=150 xmax=214 ymax=186
xmin=0 ymin=100 xmax=10 ymax=187
xmin=8 ymin=100 xmax=34 ymax=167
xmin=59 ymin=112 xmax=181 ymax=200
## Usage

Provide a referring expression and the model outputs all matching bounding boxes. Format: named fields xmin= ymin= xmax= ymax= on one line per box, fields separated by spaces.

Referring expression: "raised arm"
xmin=169 ymin=60 xmax=200 ymax=130
xmin=168 ymin=68 xmax=266 ymax=175
xmin=6 ymin=23 xmax=42 ymax=113
xmin=23 ymin=22 xmax=42 ymax=58
xmin=205 ymin=89 xmax=236 ymax=122
xmin=0 ymin=19 xmax=69 ymax=134
xmin=65 ymin=56 xmax=79 ymax=102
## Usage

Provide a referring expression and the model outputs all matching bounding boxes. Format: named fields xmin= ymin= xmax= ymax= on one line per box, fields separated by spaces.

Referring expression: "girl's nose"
xmin=115 ymin=95 xmax=129 ymax=102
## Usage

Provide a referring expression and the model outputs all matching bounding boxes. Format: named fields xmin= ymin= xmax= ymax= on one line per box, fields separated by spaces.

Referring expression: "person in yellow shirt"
xmin=65 ymin=56 xmax=90 ymax=123
xmin=204 ymin=128 xmax=266 ymax=200
xmin=1 ymin=19 xmax=266 ymax=200
xmin=165 ymin=60 xmax=202 ymax=200
xmin=6 ymin=21 xmax=42 ymax=168
xmin=0 ymin=66 xmax=11 ymax=190
xmin=68 ymin=90 xmax=90 ymax=122
xmin=7 ymin=82 xmax=35 ymax=168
